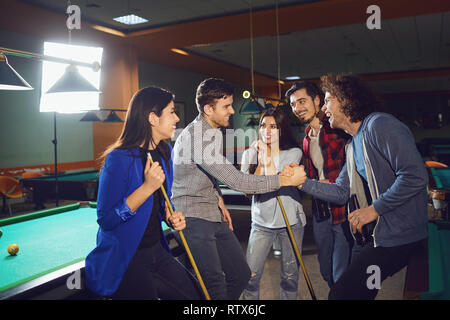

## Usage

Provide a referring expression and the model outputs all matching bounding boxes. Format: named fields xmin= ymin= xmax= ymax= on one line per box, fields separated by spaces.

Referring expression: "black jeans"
xmin=111 ymin=241 xmax=203 ymax=300
xmin=182 ymin=217 xmax=251 ymax=300
xmin=328 ymin=238 xmax=427 ymax=300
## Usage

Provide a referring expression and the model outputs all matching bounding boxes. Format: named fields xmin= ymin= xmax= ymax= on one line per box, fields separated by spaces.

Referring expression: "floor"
xmin=229 ymin=195 xmax=407 ymax=300
xmin=1 ymin=195 xmax=407 ymax=300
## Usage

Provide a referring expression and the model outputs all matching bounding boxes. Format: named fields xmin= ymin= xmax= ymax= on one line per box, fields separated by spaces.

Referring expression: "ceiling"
xmin=14 ymin=0 xmax=450 ymax=97
xmin=189 ymin=13 xmax=450 ymax=79
xmin=20 ymin=0 xmax=318 ymax=31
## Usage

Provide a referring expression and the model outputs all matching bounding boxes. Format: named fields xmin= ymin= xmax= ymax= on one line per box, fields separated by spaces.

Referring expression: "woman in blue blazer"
xmin=85 ymin=87 xmax=202 ymax=299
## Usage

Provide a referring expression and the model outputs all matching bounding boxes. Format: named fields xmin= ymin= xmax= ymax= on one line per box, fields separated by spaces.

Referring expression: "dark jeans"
xmin=329 ymin=238 xmax=427 ymax=300
xmin=111 ymin=241 xmax=203 ymax=300
xmin=313 ymin=214 xmax=354 ymax=288
xmin=182 ymin=217 xmax=251 ymax=300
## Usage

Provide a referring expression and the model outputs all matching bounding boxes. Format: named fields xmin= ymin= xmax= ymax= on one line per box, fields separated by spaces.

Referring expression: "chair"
xmin=425 ymin=161 xmax=448 ymax=168
xmin=0 ymin=176 xmax=23 ymax=216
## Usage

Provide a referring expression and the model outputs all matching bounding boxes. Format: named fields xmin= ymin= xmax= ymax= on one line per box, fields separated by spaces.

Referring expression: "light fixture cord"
xmin=249 ymin=0 xmax=255 ymax=96
xmin=67 ymin=0 xmax=72 ymax=45
xmin=275 ymin=0 xmax=281 ymax=99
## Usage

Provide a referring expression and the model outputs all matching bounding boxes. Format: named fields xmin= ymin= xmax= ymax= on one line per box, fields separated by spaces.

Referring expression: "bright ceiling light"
xmin=285 ymin=76 xmax=301 ymax=80
xmin=113 ymin=14 xmax=148 ymax=25
xmin=91 ymin=25 xmax=126 ymax=37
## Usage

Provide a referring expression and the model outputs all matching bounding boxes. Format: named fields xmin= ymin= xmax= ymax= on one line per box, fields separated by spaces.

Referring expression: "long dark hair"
xmin=100 ymin=86 xmax=174 ymax=167
xmin=248 ymin=107 xmax=298 ymax=174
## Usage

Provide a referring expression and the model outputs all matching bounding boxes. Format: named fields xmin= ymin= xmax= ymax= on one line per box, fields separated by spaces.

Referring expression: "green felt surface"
xmin=432 ymin=145 xmax=450 ymax=149
xmin=57 ymin=172 xmax=98 ymax=181
xmin=0 ymin=205 xmax=98 ymax=292
xmin=433 ymin=149 xmax=450 ymax=154
xmin=0 ymin=202 xmax=171 ymax=293
xmin=28 ymin=171 xmax=99 ymax=181
xmin=421 ymin=221 xmax=450 ymax=300
xmin=430 ymin=167 xmax=450 ymax=190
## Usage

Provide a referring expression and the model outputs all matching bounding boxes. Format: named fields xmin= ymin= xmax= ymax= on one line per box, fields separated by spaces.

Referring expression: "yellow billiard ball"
xmin=8 ymin=244 xmax=19 ymax=256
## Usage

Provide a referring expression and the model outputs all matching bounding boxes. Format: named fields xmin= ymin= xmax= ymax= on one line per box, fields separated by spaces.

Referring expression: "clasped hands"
xmin=279 ymin=162 xmax=307 ymax=188
xmin=280 ymin=163 xmax=379 ymax=233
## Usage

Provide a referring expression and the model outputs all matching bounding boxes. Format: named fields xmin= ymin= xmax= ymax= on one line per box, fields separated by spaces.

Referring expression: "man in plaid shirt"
xmin=172 ymin=78 xmax=306 ymax=300
xmin=286 ymin=81 xmax=352 ymax=288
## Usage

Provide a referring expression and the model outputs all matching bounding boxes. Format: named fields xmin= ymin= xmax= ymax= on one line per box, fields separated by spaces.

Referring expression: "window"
xmin=39 ymin=42 xmax=103 ymax=113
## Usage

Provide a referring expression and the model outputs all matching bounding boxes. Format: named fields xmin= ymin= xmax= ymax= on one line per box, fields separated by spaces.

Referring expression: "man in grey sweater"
xmin=293 ymin=74 xmax=428 ymax=299
xmin=171 ymin=78 xmax=305 ymax=299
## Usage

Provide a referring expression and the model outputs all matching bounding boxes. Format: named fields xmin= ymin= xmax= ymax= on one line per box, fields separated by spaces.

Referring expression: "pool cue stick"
xmin=276 ymin=195 xmax=317 ymax=300
xmin=147 ymin=153 xmax=211 ymax=300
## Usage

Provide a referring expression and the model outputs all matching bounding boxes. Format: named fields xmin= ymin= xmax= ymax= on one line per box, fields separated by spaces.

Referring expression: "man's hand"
xmin=292 ymin=165 xmax=307 ymax=187
xmin=348 ymin=205 xmax=379 ymax=234
xmin=279 ymin=164 xmax=306 ymax=187
xmin=165 ymin=204 xmax=186 ymax=231
xmin=218 ymin=196 xmax=234 ymax=231
xmin=280 ymin=163 xmax=295 ymax=177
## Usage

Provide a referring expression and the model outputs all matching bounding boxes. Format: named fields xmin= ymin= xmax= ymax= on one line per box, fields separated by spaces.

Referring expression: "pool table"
xmin=420 ymin=221 xmax=450 ymax=299
xmin=431 ymin=144 xmax=450 ymax=165
xmin=0 ymin=202 xmax=180 ymax=300
xmin=403 ymin=221 xmax=450 ymax=300
xmin=21 ymin=170 xmax=99 ymax=209
xmin=427 ymin=167 xmax=450 ymax=221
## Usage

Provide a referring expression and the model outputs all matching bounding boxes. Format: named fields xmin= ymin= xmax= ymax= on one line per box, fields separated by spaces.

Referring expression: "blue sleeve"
xmin=96 ymin=152 xmax=137 ymax=231
xmin=301 ymin=162 xmax=350 ymax=205
xmin=368 ymin=116 xmax=428 ymax=216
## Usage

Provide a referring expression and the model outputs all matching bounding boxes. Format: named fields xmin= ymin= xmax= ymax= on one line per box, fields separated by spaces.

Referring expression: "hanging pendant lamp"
xmin=0 ymin=53 xmax=33 ymax=90
xmin=46 ymin=64 xmax=100 ymax=94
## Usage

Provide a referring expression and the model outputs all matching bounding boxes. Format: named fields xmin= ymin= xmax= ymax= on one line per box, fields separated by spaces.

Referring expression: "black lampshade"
xmin=80 ymin=111 xmax=101 ymax=122
xmin=0 ymin=53 xmax=33 ymax=90
xmin=103 ymin=110 xmax=123 ymax=123
xmin=239 ymin=100 xmax=264 ymax=115
xmin=46 ymin=65 xmax=100 ymax=94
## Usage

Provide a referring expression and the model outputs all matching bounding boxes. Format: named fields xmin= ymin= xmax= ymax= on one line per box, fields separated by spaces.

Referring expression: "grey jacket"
xmin=301 ymin=112 xmax=428 ymax=247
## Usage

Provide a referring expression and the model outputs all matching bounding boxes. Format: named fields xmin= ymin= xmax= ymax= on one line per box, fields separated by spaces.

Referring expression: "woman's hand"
xmin=126 ymin=160 xmax=164 ymax=213
xmin=253 ymin=140 xmax=277 ymax=175
xmin=143 ymin=159 xmax=165 ymax=194
xmin=255 ymin=141 xmax=270 ymax=165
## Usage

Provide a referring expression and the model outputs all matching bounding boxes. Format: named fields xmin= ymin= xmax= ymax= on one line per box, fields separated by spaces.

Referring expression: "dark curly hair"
xmin=320 ymin=74 xmax=381 ymax=123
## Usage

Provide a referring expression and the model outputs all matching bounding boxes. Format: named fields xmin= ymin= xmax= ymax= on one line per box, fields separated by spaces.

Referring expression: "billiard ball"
xmin=8 ymin=244 xmax=19 ymax=256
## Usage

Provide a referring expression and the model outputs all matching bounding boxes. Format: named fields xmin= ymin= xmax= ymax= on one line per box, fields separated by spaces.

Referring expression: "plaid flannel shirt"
xmin=302 ymin=118 xmax=350 ymax=224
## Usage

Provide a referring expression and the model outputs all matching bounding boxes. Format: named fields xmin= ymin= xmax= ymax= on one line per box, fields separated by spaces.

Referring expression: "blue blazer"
xmin=84 ymin=146 xmax=174 ymax=297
